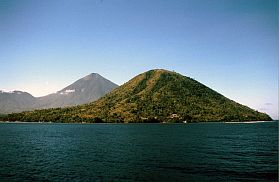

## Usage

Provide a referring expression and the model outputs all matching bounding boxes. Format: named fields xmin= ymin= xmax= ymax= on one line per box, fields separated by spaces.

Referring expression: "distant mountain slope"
xmin=0 ymin=73 xmax=118 ymax=113
xmin=37 ymin=73 xmax=118 ymax=108
xmin=0 ymin=91 xmax=37 ymax=113
xmin=3 ymin=69 xmax=272 ymax=122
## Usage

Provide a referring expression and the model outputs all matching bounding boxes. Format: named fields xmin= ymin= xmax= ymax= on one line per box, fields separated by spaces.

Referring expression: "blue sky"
xmin=0 ymin=0 xmax=278 ymax=119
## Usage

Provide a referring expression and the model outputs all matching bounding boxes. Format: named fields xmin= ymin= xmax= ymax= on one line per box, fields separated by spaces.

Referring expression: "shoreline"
xmin=0 ymin=120 xmax=277 ymax=124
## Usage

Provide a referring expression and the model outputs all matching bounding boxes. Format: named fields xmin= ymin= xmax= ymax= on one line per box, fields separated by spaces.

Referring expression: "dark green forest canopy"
xmin=2 ymin=69 xmax=272 ymax=123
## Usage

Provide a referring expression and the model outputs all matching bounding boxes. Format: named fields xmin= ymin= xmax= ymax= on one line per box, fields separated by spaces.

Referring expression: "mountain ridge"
xmin=2 ymin=69 xmax=272 ymax=122
xmin=0 ymin=73 xmax=118 ymax=113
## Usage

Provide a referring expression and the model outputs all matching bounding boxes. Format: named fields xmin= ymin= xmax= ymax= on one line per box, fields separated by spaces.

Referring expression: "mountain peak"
xmin=146 ymin=69 xmax=175 ymax=74
xmin=141 ymin=69 xmax=181 ymax=80
xmin=81 ymin=69 xmax=271 ymax=123
xmin=83 ymin=73 xmax=101 ymax=80
xmin=2 ymin=69 xmax=271 ymax=122
xmin=0 ymin=72 xmax=118 ymax=114
xmin=50 ymin=72 xmax=118 ymax=107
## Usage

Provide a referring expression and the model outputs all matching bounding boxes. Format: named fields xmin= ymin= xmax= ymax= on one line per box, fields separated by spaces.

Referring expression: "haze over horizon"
xmin=0 ymin=0 xmax=278 ymax=119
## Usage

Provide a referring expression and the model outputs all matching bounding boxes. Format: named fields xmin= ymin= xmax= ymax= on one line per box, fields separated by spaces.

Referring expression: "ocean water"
xmin=0 ymin=122 xmax=277 ymax=181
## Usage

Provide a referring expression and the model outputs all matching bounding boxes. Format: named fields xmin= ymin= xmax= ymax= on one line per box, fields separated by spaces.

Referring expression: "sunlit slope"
xmin=3 ymin=69 xmax=272 ymax=123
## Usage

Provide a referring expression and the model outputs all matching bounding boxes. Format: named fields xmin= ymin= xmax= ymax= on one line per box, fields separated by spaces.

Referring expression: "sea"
xmin=0 ymin=122 xmax=277 ymax=181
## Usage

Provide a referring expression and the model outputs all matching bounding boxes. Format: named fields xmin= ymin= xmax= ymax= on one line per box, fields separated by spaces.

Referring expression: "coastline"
xmin=0 ymin=120 xmax=277 ymax=124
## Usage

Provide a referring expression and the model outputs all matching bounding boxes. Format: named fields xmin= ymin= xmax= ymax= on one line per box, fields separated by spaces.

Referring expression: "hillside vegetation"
xmin=2 ymin=69 xmax=272 ymax=123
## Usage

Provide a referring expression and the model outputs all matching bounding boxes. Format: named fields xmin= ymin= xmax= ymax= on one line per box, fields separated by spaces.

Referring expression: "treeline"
xmin=0 ymin=70 xmax=272 ymax=123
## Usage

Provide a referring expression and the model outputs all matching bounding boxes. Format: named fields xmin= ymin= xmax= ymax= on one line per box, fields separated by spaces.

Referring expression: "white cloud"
xmin=59 ymin=89 xmax=75 ymax=95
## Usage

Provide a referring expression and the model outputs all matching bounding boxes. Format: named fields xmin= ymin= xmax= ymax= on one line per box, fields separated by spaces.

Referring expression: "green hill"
xmin=2 ymin=69 xmax=272 ymax=123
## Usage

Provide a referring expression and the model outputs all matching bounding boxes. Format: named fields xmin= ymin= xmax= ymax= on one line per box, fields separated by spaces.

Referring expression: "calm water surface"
xmin=0 ymin=122 xmax=277 ymax=181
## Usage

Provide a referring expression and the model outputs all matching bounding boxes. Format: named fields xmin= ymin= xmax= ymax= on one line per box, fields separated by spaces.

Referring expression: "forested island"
xmin=0 ymin=69 xmax=272 ymax=123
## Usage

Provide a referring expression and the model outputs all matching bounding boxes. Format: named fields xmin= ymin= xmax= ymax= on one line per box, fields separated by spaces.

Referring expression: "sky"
xmin=0 ymin=0 xmax=278 ymax=119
